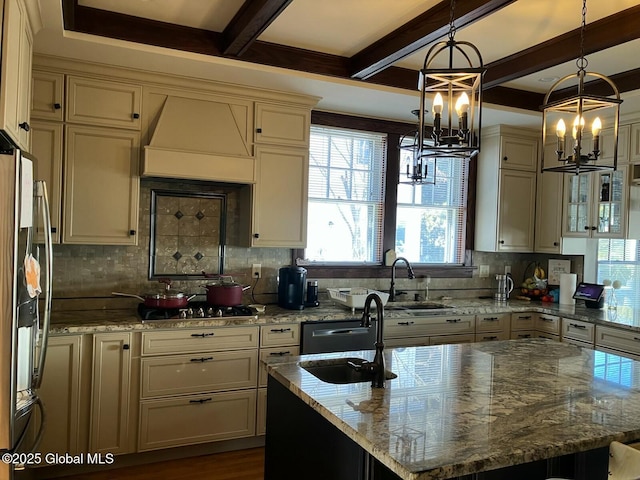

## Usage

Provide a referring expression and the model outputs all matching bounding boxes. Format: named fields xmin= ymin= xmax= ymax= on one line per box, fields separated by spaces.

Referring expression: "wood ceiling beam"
xmin=349 ymin=0 xmax=516 ymax=80
xmin=484 ymin=5 xmax=640 ymax=89
xmin=222 ymin=0 xmax=293 ymax=56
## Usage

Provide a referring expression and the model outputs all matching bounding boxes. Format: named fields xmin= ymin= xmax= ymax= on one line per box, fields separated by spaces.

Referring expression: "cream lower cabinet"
xmin=138 ymin=326 xmax=259 ymax=451
xmin=90 ymin=332 xmax=135 ymax=455
xmin=242 ymin=145 xmax=309 ymax=247
xmin=384 ymin=315 xmax=475 ymax=347
xmin=510 ymin=312 xmax=535 ymax=339
xmin=561 ymin=318 xmax=594 ymax=348
xmin=475 ymin=313 xmax=510 ymax=342
xmin=257 ymin=323 xmax=301 ymax=436
xmin=535 ymin=313 xmax=560 ymax=341
xmin=37 ymin=334 xmax=90 ymax=459
xmin=595 ymin=325 xmax=640 ymax=359
xmin=63 ymin=125 xmax=140 ymax=245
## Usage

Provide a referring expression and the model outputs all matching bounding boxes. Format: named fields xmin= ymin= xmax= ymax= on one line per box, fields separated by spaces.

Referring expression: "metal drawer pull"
xmin=483 ymin=317 xmax=498 ymax=321
xmin=190 ymin=357 xmax=213 ymax=362
xmin=446 ymin=319 xmax=461 ymax=323
xmin=517 ymin=316 xmax=532 ymax=320
xmin=269 ymin=351 xmax=292 ymax=356
xmin=270 ymin=328 xmax=292 ymax=333
xmin=189 ymin=398 xmax=212 ymax=404
xmin=634 ymin=337 xmax=640 ymax=342
xmin=518 ymin=334 xmax=531 ymax=338
xmin=313 ymin=328 xmax=370 ymax=337
xmin=540 ymin=317 xmax=554 ymax=322
xmin=398 ymin=321 xmax=415 ymax=326
xmin=569 ymin=323 xmax=586 ymax=329
xmin=484 ymin=336 xmax=498 ymax=340
xmin=191 ymin=333 xmax=215 ymax=337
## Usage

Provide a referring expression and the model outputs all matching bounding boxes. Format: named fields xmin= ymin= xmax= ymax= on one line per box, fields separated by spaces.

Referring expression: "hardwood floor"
xmin=53 ymin=448 xmax=264 ymax=480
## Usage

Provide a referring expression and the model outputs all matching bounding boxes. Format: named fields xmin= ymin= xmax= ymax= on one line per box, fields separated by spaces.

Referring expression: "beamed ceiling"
xmin=33 ymin=0 xmax=640 ymax=126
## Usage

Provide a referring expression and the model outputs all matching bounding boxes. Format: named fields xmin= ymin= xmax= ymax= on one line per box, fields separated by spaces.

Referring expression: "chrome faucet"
xmin=389 ymin=256 xmax=415 ymax=302
xmin=358 ymin=293 xmax=386 ymax=388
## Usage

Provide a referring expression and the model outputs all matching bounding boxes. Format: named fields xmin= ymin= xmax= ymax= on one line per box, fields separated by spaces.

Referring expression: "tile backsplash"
xmin=52 ymin=179 xmax=584 ymax=304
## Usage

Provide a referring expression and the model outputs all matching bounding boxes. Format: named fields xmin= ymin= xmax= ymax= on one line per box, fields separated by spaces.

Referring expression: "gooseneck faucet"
xmin=360 ymin=293 xmax=386 ymax=388
xmin=389 ymin=256 xmax=415 ymax=302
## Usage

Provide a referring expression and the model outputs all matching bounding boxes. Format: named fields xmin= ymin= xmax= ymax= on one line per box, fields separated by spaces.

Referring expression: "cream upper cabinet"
xmin=630 ymin=123 xmax=640 ymax=164
xmin=534 ymin=142 xmax=565 ymax=253
xmin=563 ymin=167 xmax=628 ymax=238
xmin=30 ymin=120 xmax=63 ymax=244
xmin=254 ymin=103 xmax=310 ymax=148
xmin=66 ymin=76 xmax=142 ymax=130
xmin=63 ymin=125 xmax=140 ymax=245
xmin=475 ymin=125 xmax=539 ymax=253
xmin=90 ymin=332 xmax=133 ymax=455
xmin=37 ymin=335 xmax=88 ymax=458
xmin=0 ymin=0 xmax=34 ymax=150
xmin=31 ymin=70 xmax=64 ymax=121
xmin=243 ymin=145 xmax=309 ymax=247
xmin=599 ymin=124 xmax=629 ymax=166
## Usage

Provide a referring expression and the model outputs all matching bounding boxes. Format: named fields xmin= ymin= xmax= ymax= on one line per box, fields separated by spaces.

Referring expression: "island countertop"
xmin=266 ymin=339 xmax=640 ymax=480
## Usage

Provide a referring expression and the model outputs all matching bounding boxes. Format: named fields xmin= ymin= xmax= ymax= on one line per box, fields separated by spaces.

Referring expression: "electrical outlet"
xmin=479 ymin=265 xmax=490 ymax=278
xmin=252 ymin=264 xmax=262 ymax=279
xmin=504 ymin=265 xmax=511 ymax=274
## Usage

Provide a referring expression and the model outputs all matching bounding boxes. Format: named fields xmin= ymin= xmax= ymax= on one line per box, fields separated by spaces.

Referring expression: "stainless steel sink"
xmin=300 ymin=357 xmax=397 ymax=384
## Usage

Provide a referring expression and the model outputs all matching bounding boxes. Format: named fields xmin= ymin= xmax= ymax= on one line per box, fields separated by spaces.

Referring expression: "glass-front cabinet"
xmin=563 ymin=167 xmax=628 ymax=238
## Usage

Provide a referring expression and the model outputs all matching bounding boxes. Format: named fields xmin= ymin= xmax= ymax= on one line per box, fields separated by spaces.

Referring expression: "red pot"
xmin=203 ymin=276 xmax=250 ymax=306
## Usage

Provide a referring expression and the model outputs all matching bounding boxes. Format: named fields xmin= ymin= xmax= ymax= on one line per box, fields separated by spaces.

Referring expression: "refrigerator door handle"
xmin=33 ymin=181 xmax=52 ymax=390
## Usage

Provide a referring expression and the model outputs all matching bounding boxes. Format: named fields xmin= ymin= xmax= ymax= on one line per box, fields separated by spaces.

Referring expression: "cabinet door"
xmin=599 ymin=125 xmax=629 ymax=166
xmin=500 ymin=135 xmax=538 ymax=171
xmin=630 ymin=123 xmax=640 ymax=164
xmin=497 ymin=169 xmax=536 ymax=252
xmin=31 ymin=70 xmax=64 ymax=121
xmin=534 ymin=167 xmax=564 ymax=253
xmin=37 ymin=335 xmax=85 ymax=456
xmin=63 ymin=125 xmax=140 ymax=245
xmin=255 ymin=103 xmax=310 ymax=147
xmin=592 ymin=167 xmax=627 ymax=238
xmin=30 ymin=121 xmax=63 ymax=244
xmin=66 ymin=76 xmax=142 ymax=130
xmin=563 ymin=172 xmax=592 ymax=237
xmin=90 ymin=332 xmax=132 ymax=455
xmin=251 ymin=145 xmax=308 ymax=247
xmin=0 ymin=0 xmax=33 ymax=149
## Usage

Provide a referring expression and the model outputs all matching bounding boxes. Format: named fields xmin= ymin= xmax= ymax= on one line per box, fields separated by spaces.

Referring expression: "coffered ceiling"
xmin=33 ymin=0 xmax=640 ymax=127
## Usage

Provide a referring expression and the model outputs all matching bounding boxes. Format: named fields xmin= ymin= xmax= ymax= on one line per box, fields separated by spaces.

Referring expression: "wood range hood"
xmin=142 ymin=95 xmax=256 ymax=184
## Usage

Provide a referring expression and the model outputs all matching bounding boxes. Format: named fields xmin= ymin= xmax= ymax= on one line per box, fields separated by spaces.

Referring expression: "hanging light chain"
xmin=577 ymin=0 xmax=588 ymax=72
xmin=448 ymin=0 xmax=457 ymax=41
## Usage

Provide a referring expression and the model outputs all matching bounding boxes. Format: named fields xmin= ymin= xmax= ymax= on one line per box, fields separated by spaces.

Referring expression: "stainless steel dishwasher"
xmin=300 ymin=319 xmax=377 ymax=354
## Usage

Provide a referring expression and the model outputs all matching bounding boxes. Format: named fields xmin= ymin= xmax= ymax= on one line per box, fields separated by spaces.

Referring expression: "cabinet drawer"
xmin=385 ymin=315 xmax=475 ymax=338
xmin=511 ymin=330 xmax=535 ymax=340
xmin=138 ymin=390 xmax=256 ymax=451
xmin=260 ymin=324 xmax=300 ymax=347
xmin=475 ymin=313 xmax=510 ymax=333
xmin=475 ymin=331 xmax=510 ymax=342
xmin=561 ymin=318 xmax=595 ymax=343
xmin=384 ymin=337 xmax=430 ymax=348
xmin=141 ymin=350 xmax=258 ymax=398
xmin=562 ymin=337 xmax=593 ymax=349
xmin=259 ymin=346 xmax=300 ymax=387
xmin=536 ymin=332 xmax=559 ymax=341
xmin=595 ymin=325 xmax=640 ymax=356
xmin=535 ymin=313 xmax=560 ymax=334
xmin=141 ymin=326 xmax=259 ymax=355
xmin=511 ymin=313 xmax=535 ymax=330
xmin=429 ymin=333 xmax=475 ymax=346
xmin=66 ymin=76 xmax=142 ymax=129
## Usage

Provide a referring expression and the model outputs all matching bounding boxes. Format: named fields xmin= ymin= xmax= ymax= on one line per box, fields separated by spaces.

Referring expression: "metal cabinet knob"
xmin=253 ymin=233 xmax=260 ymax=239
xmin=123 ymin=344 xmax=130 ymax=350
xmin=54 ymin=103 xmax=61 ymax=110
xmin=18 ymin=122 xmax=30 ymax=132
xmin=132 ymin=113 xmax=140 ymax=119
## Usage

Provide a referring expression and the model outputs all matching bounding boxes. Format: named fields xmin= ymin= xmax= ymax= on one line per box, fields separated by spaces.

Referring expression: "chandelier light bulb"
xmin=433 ymin=93 xmax=444 ymax=115
xmin=572 ymin=115 xmax=585 ymax=139
xmin=591 ymin=117 xmax=602 ymax=137
xmin=556 ymin=119 xmax=566 ymax=139
xmin=455 ymin=93 xmax=469 ymax=115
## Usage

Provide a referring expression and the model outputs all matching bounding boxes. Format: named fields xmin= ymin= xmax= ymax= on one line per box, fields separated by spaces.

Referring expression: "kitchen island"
xmin=264 ymin=339 xmax=640 ymax=480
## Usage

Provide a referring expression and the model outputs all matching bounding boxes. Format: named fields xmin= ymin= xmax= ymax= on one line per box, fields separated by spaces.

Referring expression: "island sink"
xmin=300 ymin=357 xmax=397 ymax=384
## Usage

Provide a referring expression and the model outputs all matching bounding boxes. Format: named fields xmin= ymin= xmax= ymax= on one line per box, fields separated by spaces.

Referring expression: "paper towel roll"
xmin=560 ymin=273 xmax=577 ymax=305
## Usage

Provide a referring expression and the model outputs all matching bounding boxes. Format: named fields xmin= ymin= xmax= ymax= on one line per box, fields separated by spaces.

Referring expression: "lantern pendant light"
xmin=399 ymin=0 xmax=485 ymax=184
xmin=540 ymin=0 xmax=622 ymax=174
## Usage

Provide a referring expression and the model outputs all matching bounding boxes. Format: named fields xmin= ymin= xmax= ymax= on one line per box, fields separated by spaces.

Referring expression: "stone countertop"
xmin=48 ymin=298 xmax=640 ymax=334
xmin=266 ymin=339 xmax=640 ymax=480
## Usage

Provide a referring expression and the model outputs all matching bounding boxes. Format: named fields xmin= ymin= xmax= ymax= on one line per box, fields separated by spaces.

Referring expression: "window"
xmin=396 ymin=150 xmax=468 ymax=264
xmin=306 ymin=126 xmax=386 ymax=263
xmin=597 ymin=239 xmax=640 ymax=312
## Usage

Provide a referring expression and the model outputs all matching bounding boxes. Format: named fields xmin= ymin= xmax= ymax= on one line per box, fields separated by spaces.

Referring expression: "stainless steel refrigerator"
xmin=0 ymin=149 xmax=53 ymax=479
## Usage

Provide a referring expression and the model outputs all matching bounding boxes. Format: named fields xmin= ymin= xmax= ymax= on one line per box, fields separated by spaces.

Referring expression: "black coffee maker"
xmin=278 ymin=266 xmax=307 ymax=310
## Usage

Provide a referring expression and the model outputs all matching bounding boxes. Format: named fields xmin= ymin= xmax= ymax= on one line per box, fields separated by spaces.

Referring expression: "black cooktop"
xmin=138 ymin=302 xmax=254 ymax=321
